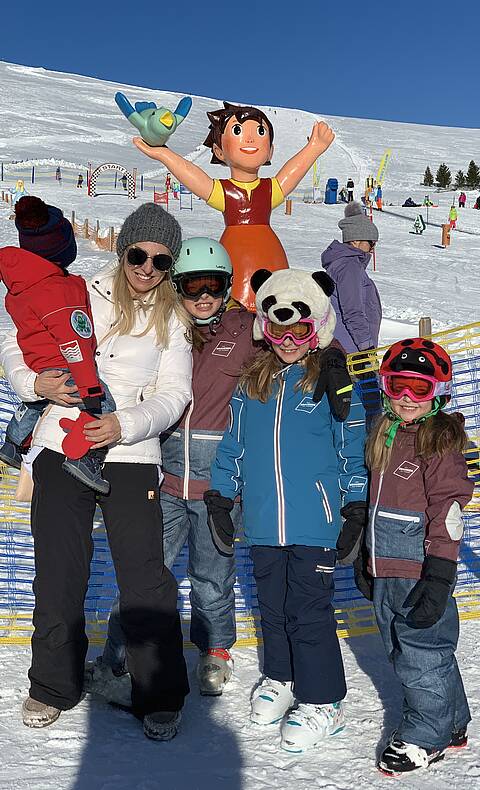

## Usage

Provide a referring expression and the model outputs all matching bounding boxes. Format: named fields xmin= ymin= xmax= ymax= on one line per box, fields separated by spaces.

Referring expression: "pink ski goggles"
xmin=263 ymin=318 xmax=318 ymax=347
xmin=380 ymin=371 xmax=452 ymax=403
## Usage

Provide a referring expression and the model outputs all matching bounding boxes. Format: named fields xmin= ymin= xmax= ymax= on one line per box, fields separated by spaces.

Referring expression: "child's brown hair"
xmin=366 ymin=408 xmax=469 ymax=472
xmin=239 ymin=347 xmax=322 ymax=403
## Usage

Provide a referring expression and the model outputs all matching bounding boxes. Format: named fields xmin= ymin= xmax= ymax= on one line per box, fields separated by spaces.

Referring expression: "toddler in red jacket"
xmin=0 ymin=196 xmax=115 ymax=494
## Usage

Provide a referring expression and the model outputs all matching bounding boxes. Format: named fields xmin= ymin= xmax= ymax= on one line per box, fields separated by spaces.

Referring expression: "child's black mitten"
xmin=337 ymin=501 xmax=368 ymax=565
xmin=203 ymin=490 xmax=235 ymax=557
xmin=404 ymin=555 xmax=457 ymax=629
xmin=312 ymin=347 xmax=353 ymax=421
xmin=353 ymin=543 xmax=374 ymax=601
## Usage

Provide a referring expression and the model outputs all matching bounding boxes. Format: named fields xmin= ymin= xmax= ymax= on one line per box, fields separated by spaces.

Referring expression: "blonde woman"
xmin=0 ymin=204 xmax=192 ymax=741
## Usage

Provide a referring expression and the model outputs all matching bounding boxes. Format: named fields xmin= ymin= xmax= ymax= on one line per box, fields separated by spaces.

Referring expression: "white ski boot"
xmin=197 ymin=649 xmax=233 ymax=696
xmin=281 ymin=701 xmax=345 ymax=752
xmin=22 ymin=696 xmax=61 ymax=728
xmin=250 ymin=677 xmax=295 ymax=725
xmin=143 ymin=710 xmax=181 ymax=741
xmin=83 ymin=656 xmax=132 ymax=707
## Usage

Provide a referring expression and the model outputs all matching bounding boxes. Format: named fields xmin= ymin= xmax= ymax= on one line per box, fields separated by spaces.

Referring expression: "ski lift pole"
xmin=369 ymin=204 xmax=377 ymax=271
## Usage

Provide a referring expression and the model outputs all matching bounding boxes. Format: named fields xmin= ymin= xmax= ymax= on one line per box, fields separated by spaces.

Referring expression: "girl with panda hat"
xmin=205 ymin=267 xmax=368 ymax=753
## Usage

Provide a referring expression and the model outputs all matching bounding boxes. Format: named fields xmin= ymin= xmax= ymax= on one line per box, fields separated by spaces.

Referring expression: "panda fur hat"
xmin=251 ymin=268 xmax=337 ymax=350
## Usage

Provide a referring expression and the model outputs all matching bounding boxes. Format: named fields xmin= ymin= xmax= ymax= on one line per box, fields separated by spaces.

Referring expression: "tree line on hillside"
xmin=422 ymin=161 xmax=480 ymax=190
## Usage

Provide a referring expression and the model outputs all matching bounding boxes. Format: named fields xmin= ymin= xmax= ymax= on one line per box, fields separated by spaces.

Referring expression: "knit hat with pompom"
xmin=338 ymin=201 xmax=379 ymax=243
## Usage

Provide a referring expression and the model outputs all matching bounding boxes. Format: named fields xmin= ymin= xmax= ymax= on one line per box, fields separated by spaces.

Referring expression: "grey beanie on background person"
xmin=116 ymin=203 xmax=182 ymax=261
xmin=338 ymin=201 xmax=379 ymax=244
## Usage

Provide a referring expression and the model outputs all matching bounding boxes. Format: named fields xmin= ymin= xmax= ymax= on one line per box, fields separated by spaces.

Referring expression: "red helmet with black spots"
xmin=379 ymin=338 xmax=453 ymax=402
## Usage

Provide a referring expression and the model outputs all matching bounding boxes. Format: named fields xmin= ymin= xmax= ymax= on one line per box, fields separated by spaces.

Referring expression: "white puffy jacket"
xmin=0 ymin=266 xmax=193 ymax=465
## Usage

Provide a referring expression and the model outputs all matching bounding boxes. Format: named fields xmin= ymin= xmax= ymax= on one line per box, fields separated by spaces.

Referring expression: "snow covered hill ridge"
xmin=1 ymin=59 xmax=480 ymax=202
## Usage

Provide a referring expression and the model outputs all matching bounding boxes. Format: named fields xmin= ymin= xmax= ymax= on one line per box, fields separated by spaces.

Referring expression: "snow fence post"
xmin=285 ymin=198 xmax=292 ymax=215
xmin=71 ymin=211 xmax=76 ymax=231
xmin=109 ymin=227 xmax=115 ymax=252
xmin=419 ymin=317 xmax=432 ymax=337
xmin=441 ymin=224 xmax=451 ymax=247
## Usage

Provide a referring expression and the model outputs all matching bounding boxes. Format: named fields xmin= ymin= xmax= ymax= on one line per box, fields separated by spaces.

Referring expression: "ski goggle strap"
xmin=174 ymin=272 xmax=231 ymax=299
xmin=382 ymin=394 xmax=443 ymax=448
xmin=380 ymin=372 xmax=451 ymax=403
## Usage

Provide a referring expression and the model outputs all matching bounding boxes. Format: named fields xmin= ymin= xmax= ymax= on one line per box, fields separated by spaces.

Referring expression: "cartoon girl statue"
xmin=132 ymin=102 xmax=335 ymax=310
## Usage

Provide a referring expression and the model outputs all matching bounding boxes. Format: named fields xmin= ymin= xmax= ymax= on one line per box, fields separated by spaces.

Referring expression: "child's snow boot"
xmin=22 ymin=696 xmax=61 ymax=728
xmin=83 ymin=656 xmax=132 ymax=707
xmin=280 ymin=701 xmax=345 ymax=752
xmin=0 ymin=441 xmax=23 ymax=470
xmin=250 ymin=677 xmax=294 ymax=725
xmin=143 ymin=710 xmax=181 ymax=741
xmin=197 ymin=648 xmax=233 ymax=696
xmin=448 ymin=727 xmax=468 ymax=749
xmin=377 ymin=736 xmax=445 ymax=775
xmin=62 ymin=453 xmax=110 ymax=495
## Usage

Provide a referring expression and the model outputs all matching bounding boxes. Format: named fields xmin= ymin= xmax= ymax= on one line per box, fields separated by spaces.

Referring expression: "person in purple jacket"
xmin=321 ymin=202 xmax=382 ymax=354
xmin=322 ymin=202 xmax=382 ymax=425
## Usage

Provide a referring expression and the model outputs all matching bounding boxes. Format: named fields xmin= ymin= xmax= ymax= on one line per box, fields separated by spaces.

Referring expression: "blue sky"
xmin=3 ymin=1 xmax=479 ymax=127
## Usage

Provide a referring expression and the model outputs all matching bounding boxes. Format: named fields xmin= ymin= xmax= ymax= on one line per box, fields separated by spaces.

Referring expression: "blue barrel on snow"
xmin=324 ymin=178 xmax=338 ymax=204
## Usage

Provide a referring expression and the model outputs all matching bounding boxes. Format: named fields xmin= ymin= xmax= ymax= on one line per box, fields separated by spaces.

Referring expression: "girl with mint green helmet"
xmin=171 ymin=238 xmax=233 ymax=327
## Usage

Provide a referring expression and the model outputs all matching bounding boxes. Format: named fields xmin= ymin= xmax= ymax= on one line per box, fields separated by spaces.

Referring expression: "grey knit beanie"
xmin=338 ymin=201 xmax=379 ymax=243
xmin=116 ymin=203 xmax=182 ymax=261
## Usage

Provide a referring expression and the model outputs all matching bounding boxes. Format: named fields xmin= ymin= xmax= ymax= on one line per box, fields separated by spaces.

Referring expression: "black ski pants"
xmin=29 ymin=449 xmax=189 ymax=716
xmin=251 ymin=544 xmax=347 ymax=704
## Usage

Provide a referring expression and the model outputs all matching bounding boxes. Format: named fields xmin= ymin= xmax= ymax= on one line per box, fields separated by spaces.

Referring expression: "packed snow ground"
xmin=0 ymin=61 xmax=479 ymax=789
xmin=1 ymin=629 xmax=479 ymax=790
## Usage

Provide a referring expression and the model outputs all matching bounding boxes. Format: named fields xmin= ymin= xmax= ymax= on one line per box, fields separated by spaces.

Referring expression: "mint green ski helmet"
xmin=171 ymin=237 xmax=233 ymax=325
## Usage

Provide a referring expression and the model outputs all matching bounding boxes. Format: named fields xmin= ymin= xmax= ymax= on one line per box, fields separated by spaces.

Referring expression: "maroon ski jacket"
xmin=366 ymin=421 xmax=474 ymax=579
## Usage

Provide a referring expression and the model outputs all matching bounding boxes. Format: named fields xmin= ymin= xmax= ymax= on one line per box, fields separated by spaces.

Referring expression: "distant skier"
xmin=55 ymin=166 xmax=62 ymax=183
xmin=449 ymin=204 xmax=458 ymax=229
xmin=76 ymin=173 xmax=84 ymax=189
xmin=375 ymin=184 xmax=383 ymax=211
xmin=121 ymin=174 xmax=128 ymax=191
xmin=346 ymin=178 xmax=354 ymax=202
xmin=458 ymin=192 xmax=467 ymax=208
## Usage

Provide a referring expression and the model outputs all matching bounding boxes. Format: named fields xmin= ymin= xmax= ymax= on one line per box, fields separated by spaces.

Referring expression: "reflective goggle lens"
xmin=176 ymin=273 xmax=230 ymax=299
xmin=127 ymin=247 xmax=173 ymax=271
xmin=386 ymin=375 xmax=434 ymax=399
xmin=266 ymin=320 xmax=313 ymax=340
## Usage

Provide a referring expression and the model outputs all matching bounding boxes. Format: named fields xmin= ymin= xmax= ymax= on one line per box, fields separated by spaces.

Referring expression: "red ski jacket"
xmin=0 ymin=247 xmax=103 ymax=401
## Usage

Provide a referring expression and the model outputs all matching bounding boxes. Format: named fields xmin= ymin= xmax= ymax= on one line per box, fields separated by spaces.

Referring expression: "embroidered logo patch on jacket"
xmin=393 ymin=461 xmax=420 ymax=480
xmin=212 ymin=341 xmax=236 ymax=357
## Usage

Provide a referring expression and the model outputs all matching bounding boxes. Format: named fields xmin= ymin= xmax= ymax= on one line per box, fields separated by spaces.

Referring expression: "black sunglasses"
xmin=126 ymin=247 xmax=173 ymax=272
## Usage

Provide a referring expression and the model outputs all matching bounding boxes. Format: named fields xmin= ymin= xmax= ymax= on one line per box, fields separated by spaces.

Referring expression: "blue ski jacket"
xmin=211 ymin=363 xmax=368 ymax=548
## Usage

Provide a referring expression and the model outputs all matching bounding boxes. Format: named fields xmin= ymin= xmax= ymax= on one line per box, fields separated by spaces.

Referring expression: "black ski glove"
xmin=312 ymin=347 xmax=353 ymax=421
xmin=336 ymin=501 xmax=368 ymax=565
xmin=353 ymin=543 xmax=374 ymax=601
xmin=404 ymin=555 xmax=457 ymax=629
xmin=203 ymin=490 xmax=235 ymax=557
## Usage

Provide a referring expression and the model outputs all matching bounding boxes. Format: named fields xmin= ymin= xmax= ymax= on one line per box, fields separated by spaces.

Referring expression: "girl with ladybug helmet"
xmin=378 ymin=338 xmax=453 ymax=446
xmin=359 ymin=338 xmax=473 ymax=775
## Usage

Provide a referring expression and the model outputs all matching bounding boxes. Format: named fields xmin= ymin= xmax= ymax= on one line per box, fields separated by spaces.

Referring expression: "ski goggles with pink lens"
xmin=263 ymin=318 xmax=318 ymax=347
xmin=380 ymin=371 xmax=452 ymax=403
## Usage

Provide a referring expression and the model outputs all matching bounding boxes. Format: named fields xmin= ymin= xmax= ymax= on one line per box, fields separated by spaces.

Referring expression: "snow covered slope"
xmin=0 ymin=60 xmax=479 ymax=790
